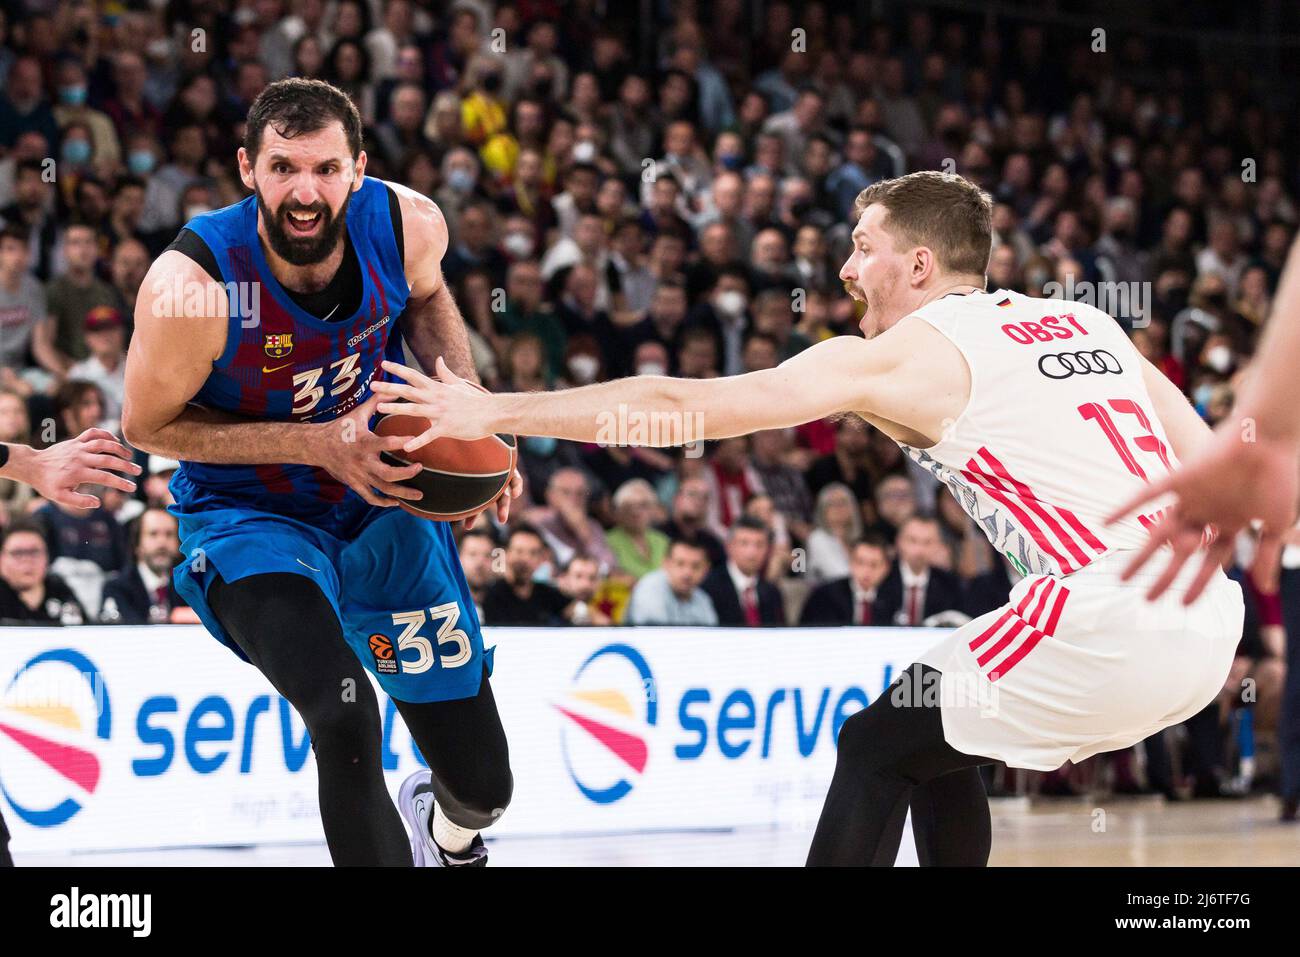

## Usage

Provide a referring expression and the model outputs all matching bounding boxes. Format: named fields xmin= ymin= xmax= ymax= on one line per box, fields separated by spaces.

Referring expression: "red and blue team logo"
xmin=0 ymin=649 xmax=110 ymax=827
xmin=556 ymin=644 xmax=656 ymax=804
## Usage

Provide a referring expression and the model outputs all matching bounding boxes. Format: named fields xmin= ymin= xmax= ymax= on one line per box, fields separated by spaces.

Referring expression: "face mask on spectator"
xmin=59 ymin=85 xmax=88 ymax=107
xmin=714 ymin=289 xmax=747 ymax=316
xmin=719 ymin=153 xmax=744 ymax=171
xmin=572 ymin=140 xmax=597 ymax=164
xmin=1193 ymin=383 xmax=1214 ymax=408
xmin=567 ymin=353 xmax=600 ymax=383
xmin=524 ymin=435 xmax=558 ymax=456
xmin=447 ymin=168 xmax=475 ymax=193
xmin=1111 ymin=147 xmax=1133 ymax=167
xmin=637 ymin=361 xmax=667 ymax=376
xmin=128 ymin=150 xmax=156 ymax=175
xmin=503 ymin=232 xmax=534 ymax=258
xmin=63 ymin=140 xmax=92 ymax=165
xmin=1205 ymin=345 xmax=1234 ymax=374
xmin=185 ymin=204 xmax=213 ymax=220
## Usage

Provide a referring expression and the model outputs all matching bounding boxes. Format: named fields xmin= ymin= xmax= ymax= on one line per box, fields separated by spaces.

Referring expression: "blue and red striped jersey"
xmin=170 ymin=176 xmax=410 ymax=528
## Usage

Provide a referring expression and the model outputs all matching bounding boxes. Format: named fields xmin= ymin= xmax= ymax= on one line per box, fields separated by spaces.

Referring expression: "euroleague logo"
xmin=1038 ymin=350 xmax=1123 ymax=380
xmin=0 ymin=649 xmax=110 ymax=827
xmin=555 ymin=644 xmax=656 ymax=804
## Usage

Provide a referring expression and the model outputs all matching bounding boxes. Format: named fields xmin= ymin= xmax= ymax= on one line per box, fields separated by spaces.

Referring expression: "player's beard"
xmin=256 ymin=187 xmax=353 ymax=266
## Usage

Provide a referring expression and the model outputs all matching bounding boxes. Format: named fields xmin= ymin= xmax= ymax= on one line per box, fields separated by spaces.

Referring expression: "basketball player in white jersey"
xmin=373 ymin=171 xmax=1244 ymax=866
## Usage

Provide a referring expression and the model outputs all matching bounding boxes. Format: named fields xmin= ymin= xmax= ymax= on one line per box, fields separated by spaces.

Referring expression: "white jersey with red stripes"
xmin=898 ymin=289 xmax=1176 ymax=579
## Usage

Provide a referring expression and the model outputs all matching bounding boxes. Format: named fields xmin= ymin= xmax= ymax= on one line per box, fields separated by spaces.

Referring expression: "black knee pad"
xmin=440 ymin=765 xmax=514 ymax=830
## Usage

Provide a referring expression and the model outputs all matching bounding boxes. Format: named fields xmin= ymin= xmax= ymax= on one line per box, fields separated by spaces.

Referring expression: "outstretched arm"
xmin=1 ymin=431 xmax=140 ymax=509
xmin=372 ymin=335 xmax=906 ymax=452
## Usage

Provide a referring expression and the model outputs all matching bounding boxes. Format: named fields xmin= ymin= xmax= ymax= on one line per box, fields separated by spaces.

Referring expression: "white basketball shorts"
xmin=916 ymin=550 xmax=1245 ymax=771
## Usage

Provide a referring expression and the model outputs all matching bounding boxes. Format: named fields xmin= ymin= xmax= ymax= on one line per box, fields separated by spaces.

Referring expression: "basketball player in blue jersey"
xmin=122 ymin=79 xmax=520 ymax=866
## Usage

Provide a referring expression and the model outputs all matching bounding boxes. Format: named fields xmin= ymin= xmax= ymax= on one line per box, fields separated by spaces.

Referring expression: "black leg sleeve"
xmin=393 ymin=666 xmax=513 ymax=831
xmin=208 ymin=572 xmax=412 ymax=866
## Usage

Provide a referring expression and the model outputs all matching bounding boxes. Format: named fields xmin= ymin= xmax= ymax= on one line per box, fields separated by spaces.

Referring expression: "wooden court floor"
xmin=988 ymin=795 xmax=1300 ymax=865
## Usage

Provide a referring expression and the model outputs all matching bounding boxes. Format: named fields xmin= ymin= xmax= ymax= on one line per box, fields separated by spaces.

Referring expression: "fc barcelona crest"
xmin=264 ymin=333 xmax=294 ymax=358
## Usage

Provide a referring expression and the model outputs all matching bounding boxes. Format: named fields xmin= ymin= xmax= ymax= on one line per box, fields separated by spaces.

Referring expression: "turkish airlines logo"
xmin=1038 ymin=350 xmax=1122 ymax=380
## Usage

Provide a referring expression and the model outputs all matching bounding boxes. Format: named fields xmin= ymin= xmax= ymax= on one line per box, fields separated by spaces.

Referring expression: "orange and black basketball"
xmin=374 ymin=403 xmax=517 ymax=522
xmin=368 ymin=634 xmax=394 ymax=659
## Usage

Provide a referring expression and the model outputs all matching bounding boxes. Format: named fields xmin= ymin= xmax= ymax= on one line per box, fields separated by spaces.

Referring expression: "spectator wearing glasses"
xmin=0 ymin=517 xmax=86 ymax=624
xmin=606 ymin=478 xmax=670 ymax=581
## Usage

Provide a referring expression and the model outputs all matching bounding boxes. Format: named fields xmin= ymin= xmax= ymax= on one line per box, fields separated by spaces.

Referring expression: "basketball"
xmin=374 ymin=412 xmax=517 ymax=521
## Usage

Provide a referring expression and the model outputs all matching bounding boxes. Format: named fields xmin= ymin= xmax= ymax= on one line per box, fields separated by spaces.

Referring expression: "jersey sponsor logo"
xmin=347 ymin=315 xmax=390 ymax=348
xmin=263 ymin=333 xmax=294 ymax=359
xmin=1037 ymin=349 xmax=1122 ymax=380
xmin=368 ymin=633 xmax=398 ymax=674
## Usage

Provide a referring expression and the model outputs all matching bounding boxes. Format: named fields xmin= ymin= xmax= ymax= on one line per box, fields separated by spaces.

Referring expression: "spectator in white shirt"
xmin=625 ymin=537 xmax=718 ymax=626
xmin=806 ymin=481 xmax=862 ymax=584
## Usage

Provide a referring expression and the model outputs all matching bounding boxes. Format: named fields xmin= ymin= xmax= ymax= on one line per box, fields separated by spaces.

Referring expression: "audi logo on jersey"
xmin=1037 ymin=350 xmax=1123 ymax=379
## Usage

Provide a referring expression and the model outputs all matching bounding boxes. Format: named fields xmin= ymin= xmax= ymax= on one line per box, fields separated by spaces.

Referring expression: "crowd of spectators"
xmin=0 ymin=0 xmax=1295 ymax=800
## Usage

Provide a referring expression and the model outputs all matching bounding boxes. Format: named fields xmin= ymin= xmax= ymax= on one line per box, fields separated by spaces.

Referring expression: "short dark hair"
xmin=567 ymin=162 xmax=601 ymax=181
xmin=244 ymin=78 xmax=364 ymax=162
xmin=14 ymin=158 xmax=45 ymax=180
xmin=898 ymin=514 xmax=940 ymax=536
xmin=715 ymin=263 xmax=751 ymax=287
xmin=1 ymin=517 xmax=47 ymax=550
xmin=730 ymin=515 xmax=771 ymax=541
xmin=668 ymin=535 xmax=709 ymax=558
xmin=114 ymin=175 xmax=146 ymax=195
xmin=742 ymin=330 xmax=780 ymax=352
xmin=561 ymin=553 xmax=599 ymax=574
xmin=506 ymin=523 xmax=546 ymax=548
xmin=127 ymin=507 xmax=178 ymax=554
xmin=850 ymin=532 xmax=890 ymax=557
xmin=54 ymin=379 xmax=104 ymax=419
xmin=0 ymin=224 xmax=30 ymax=246
xmin=458 ymin=527 xmax=497 ymax=548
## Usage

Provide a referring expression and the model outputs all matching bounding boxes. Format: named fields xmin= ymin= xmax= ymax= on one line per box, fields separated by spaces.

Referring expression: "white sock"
xmin=429 ymin=804 xmax=476 ymax=854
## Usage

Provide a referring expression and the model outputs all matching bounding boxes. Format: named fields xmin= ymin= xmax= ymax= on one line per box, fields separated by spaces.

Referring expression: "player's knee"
xmin=304 ymin=698 xmax=385 ymax=765
xmin=442 ymin=765 xmax=514 ymax=829
xmin=835 ymin=704 xmax=889 ymax=767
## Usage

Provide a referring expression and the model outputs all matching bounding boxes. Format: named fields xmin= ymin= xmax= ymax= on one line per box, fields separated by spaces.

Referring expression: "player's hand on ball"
xmin=17 ymin=428 xmax=141 ymax=509
xmin=1106 ymin=420 xmax=1300 ymax=603
xmin=316 ymin=391 xmax=424 ymax=507
xmin=373 ymin=357 xmax=496 ymax=450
